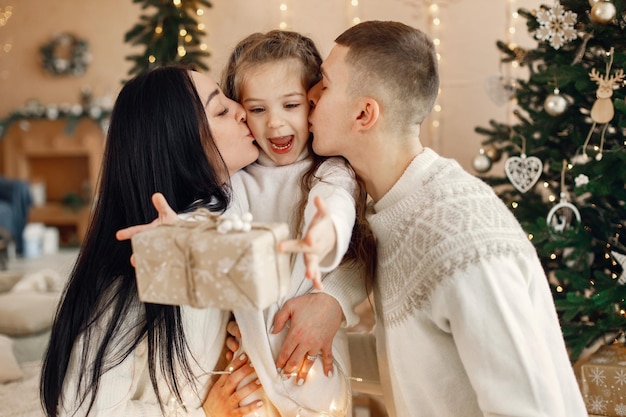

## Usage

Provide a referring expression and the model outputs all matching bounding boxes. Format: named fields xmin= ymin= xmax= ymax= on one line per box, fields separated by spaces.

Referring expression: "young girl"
xmin=220 ymin=30 xmax=375 ymax=417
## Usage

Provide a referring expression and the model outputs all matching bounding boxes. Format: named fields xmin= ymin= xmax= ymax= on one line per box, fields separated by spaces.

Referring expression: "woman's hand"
xmin=115 ymin=192 xmax=178 ymax=266
xmin=202 ymin=353 xmax=263 ymax=417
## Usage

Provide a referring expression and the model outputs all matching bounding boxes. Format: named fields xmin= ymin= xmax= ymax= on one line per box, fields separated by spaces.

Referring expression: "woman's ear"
xmin=354 ymin=97 xmax=380 ymax=132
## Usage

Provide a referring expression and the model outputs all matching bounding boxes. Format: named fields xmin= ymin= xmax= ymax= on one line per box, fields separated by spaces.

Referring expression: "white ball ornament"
xmin=590 ymin=1 xmax=616 ymax=24
xmin=588 ymin=0 xmax=600 ymax=5
xmin=544 ymin=92 xmax=568 ymax=116
xmin=472 ymin=152 xmax=492 ymax=173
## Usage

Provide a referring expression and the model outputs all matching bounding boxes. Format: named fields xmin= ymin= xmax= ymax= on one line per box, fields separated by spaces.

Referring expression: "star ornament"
xmin=535 ymin=1 xmax=578 ymax=50
xmin=613 ymin=251 xmax=626 ymax=285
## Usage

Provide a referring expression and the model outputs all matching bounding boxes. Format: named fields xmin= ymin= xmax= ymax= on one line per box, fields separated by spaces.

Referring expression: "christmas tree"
xmin=124 ymin=0 xmax=212 ymax=78
xmin=475 ymin=0 xmax=626 ymax=360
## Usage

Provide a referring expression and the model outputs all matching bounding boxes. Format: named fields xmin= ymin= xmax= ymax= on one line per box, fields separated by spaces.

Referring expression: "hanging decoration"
xmin=504 ymin=135 xmax=543 ymax=193
xmin=544 ymin=88 xmax=569 ymax=116
xmin=40 ymin=32 xmax=91 ymax=76
xmin=582 ymin=47 xmax=624 ymax=161
xmin=472 ymin=148 xmax=493 ymax=173
xmin=590 ymin=1 xmax=617 ymax=24
xmin=535 ymin=1 xmax=578 ymax=50
xmin=613 ymin=250 xmax=626 ymax=285
xmin=546 ymin=160 xmax=582 ymax=232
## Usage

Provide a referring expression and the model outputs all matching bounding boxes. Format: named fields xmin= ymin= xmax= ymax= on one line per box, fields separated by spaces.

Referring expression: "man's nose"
xmin=308 ymin=81 xmax=322 ymax=107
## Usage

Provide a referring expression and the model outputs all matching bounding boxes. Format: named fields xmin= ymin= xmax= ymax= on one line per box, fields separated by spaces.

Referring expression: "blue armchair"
xmin=0 ymin=176 xmax=32 ymax=255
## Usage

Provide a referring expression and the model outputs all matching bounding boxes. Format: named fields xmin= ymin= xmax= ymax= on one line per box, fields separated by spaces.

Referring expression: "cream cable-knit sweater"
xmin=60 ymin=299 xmax=229 ymax=417
xmin=362 ymin=148 xmax=587 ymax=417
xmin=227 ymin=150 xmax=367 ymax=416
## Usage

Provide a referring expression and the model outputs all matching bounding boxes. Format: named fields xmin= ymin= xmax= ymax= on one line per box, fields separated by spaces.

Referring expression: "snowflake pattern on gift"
xmin=535 ymin=1 xmax=577 ymax=50
xmin=616 ymin=403 xmax=626 ymax=416
xmin=588 ymin=396 xmax=609 ymax=414
xmin=615 ymin=369 xmax=626 ymax=386
xmin=589 ymin=367 xmax=607 ymax=385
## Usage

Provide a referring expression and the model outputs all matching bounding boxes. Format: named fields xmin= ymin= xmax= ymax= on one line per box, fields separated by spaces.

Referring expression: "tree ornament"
xmin=485 ymin=75 xmax=517 ymax=106
xmin=546 ymin=161 xmax=581 ymax=232
xmin=544 ymin=88 xmax=568 ymax=116
xmin=590 ymin=1 xmax=616 ymax=24
xmin=588 ymin=0 xmax=601 ymax=5
xmin=504 ymin=135 xmax=543 ymax=193
xmin=582 ymin=47 xmax=625 ymax=160
xmin=473 ymin=150 xmax=492 ymax=173
xmin=613 ymin=251 xmax=626 ymax=285
xmin=535 ymin=1 xmax=578 ymax=50
xmin=484 ymin=145 xmax=502 ymax=162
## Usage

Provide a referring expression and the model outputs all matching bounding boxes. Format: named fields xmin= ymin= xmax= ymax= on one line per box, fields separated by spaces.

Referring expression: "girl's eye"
xmin=285 ymin=103 xmax=300 ymax=109
xmin=249 ymin=107 xmax=264 ymax=114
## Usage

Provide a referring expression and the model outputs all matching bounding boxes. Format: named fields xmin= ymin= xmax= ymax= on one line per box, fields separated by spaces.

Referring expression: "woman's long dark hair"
xmin=40 ymin=66 xmax=230 ymax=416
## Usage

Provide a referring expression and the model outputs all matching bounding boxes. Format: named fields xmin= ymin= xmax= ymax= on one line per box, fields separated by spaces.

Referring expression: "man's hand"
xmin=279 ymin=196 xmax=336 ymax=290
xmin=115 ymin=193 xmax=178 ymax=266
xmin=272 ymin=292 xmax=343 ymax=384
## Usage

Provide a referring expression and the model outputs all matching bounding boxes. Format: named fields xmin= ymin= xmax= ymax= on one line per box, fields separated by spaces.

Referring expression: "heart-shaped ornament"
xmin=504 ymin=154 xmax=543 ymax=193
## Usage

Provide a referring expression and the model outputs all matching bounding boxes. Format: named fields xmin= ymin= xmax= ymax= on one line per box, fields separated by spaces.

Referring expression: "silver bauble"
xmin=472 ymin=153 xmax=492 ymax=173
xmin=590 ymin=1 xmax=616 ymax=24
xmin=544 ymin=93 xmax=568 ymax=116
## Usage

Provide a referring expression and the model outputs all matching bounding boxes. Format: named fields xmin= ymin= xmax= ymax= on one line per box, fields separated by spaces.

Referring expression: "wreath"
xmin=40 ymin=33 xmax=91 ymax=76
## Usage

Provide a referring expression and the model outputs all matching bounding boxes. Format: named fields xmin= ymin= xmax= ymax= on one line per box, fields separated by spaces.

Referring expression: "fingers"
xmin=225 ymin=336 xmax=240 ymax=359
xmin=271 ymin=302 xmax=292 ymax=335
xmin=227 ymin=320 xmax=242 ymax=339
xmin=303 ymin=253 xmax=323 ymax=291
xmin=296 ymin=352 xmax=320 ymax=385
xmin=152 ymin=192 xmax=177 ymax=219
xmin=115 ymin=223 xmax=153 ymax=241
xmin=278 ymin=239 xmax=316 ymax=254
xmin=320 ymin=344 xmax=335 ymax=378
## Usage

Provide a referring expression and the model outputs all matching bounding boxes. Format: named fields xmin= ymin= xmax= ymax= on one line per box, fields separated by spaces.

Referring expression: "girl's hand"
xmin=279 ymin=196 xmax=336 ymax=290
xmin=202 ymin=353 xmax=263 ymax=417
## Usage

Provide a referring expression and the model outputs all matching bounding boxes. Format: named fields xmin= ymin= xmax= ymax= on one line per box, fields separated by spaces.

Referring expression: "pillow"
xmin=0 ymin=271 xmax=22 ymax=293
xmin=0 ymin=334 xmax=23 ymax=383
xmin=0 ymin=292 xmax=60 ymax=336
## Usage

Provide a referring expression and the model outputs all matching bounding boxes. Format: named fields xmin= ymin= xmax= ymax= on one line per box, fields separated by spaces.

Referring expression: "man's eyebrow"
xmin=205 ymin=88 xmax=219 ymax=108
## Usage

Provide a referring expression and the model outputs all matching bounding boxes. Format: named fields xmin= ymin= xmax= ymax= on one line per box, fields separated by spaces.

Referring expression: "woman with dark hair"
xmin=40 ymin=66 xmax=262 ymax=416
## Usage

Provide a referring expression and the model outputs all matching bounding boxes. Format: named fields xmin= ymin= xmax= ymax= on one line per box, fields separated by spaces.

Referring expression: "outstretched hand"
xmin=278 ymin=196 xmax=336 ymax=290
xmin=115 ymin=192 xmax=178 ymax=266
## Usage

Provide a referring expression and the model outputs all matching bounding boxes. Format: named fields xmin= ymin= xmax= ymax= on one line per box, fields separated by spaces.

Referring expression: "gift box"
xmin=131 ymin=210 xmax=291 ymax=310
xmin=580 ymin=343 xmax=626 ymax=416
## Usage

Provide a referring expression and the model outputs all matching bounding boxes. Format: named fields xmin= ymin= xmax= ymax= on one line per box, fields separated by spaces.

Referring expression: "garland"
xmin=40 ymin=33 xmax=91 ymax=76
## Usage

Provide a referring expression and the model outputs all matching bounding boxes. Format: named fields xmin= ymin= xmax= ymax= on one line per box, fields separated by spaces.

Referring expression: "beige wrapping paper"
xmin=131 ymin=210 xmax=291 ymax=310
xmin=580 ymin=343 xmax=626 ymax=416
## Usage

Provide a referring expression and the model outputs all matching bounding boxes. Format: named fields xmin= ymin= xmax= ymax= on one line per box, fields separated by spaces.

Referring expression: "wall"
xmin=0 ymin=0 xmax=539 ymax=171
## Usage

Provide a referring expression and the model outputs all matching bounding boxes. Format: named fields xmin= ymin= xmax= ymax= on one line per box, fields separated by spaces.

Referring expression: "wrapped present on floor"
xmin=131 ymin=209 xmax=291 ymax=310
xmin=580 ymin=343 xmax=626 ymax=417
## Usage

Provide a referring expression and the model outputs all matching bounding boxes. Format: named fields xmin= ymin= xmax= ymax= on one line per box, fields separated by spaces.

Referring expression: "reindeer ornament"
xmin=582 ymin=47 xmax=625 ymax=161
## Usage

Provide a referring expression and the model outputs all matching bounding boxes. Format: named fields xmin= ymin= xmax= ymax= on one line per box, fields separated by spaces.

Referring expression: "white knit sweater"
xmin=226 ymin=150 xmax=367 ymax=416
xmin=59 ymin=301 xmax=229 ymax=417
xmin=364 ymin=148 xmax=587 ymax=417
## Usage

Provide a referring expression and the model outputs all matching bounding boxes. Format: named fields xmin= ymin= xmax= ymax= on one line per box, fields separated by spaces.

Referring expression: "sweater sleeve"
xmin=428 ymin=253 xmax=587 ymax=417
xmin=305 ymin=158 xmax=357 ymax=272
xmin=316 ymin=262 xmax=368 ymax=327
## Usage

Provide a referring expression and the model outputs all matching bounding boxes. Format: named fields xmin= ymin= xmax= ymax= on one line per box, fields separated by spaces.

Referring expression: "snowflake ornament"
xmin=535 ymin=1 xmax=578 ymax=50
xmin=574 ymin=174 xmax=589 ymax=187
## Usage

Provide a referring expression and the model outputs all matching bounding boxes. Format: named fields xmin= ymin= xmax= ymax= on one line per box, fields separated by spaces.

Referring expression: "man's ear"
xmin=354 ymin=97 xmax=380 ymax=132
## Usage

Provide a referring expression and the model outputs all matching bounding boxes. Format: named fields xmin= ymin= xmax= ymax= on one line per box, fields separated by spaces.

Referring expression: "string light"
xmin=347 ymin=0 xmax=360 ymax=26
xmin=0 ymin=5 xmax=13 ymax=81
xmin=427 ymin=1 xmax=443 ymax=149
xmin=278 ymin=1 xmax=290 ymax=30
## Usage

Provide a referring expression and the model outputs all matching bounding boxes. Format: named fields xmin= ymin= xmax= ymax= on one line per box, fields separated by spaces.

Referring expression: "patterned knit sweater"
xmin=365 ymin=148 xmax=587 ymax=417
